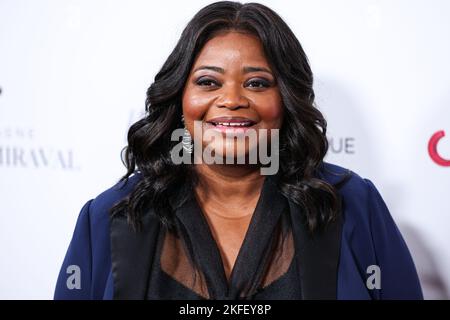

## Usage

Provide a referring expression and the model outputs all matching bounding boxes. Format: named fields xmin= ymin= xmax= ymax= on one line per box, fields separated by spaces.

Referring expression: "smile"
xmin=212 ymin=122 xmax=254 ymax=127
xmin=206 ymin=117 xmax=257 ymax=128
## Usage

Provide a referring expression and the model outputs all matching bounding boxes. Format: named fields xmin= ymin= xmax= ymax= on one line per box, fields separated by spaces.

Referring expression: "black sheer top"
xmin=145 ymin=175 xmax=301 ymax=299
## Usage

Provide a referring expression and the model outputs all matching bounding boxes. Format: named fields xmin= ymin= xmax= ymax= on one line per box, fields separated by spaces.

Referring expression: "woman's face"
xmin=182 ymin=31 xmax=283 ymax=161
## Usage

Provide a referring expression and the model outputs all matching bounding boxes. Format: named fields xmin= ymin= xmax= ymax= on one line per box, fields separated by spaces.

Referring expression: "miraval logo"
xmin=0 ymin=146 xmax=77 ymax=169
xmin=428 ymin=130 xmax=450 ymax=167
xmin=0 ymin=127 xmax=80 ymax=170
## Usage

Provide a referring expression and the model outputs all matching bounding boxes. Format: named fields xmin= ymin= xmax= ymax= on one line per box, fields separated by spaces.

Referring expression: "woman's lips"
xmin=205 ymin=117 xmax=257 ymax=133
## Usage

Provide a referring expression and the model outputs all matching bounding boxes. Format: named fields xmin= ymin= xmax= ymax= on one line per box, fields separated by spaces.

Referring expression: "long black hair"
xmin=110 ymin=1 xmax=344 ymax=233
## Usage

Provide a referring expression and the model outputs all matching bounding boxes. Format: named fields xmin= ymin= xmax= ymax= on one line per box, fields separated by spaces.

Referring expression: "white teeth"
xmin=216 ymin=122 xmax=250 ymax=127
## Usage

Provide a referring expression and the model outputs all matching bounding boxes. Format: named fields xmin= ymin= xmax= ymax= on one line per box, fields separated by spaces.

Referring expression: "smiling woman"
xmin=54 ymin=1 xmax=423 ymax=300
xmin=183 ymin=32 xmax=282 ymax=173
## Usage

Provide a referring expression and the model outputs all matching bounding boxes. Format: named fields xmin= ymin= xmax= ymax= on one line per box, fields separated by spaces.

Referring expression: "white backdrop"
xmin=0 ymin=0 xmax=449 ymax=299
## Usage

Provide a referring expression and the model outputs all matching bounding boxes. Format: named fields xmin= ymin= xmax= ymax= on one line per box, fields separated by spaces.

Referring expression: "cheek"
xmin=255 ymin=95 xmax=284 ymax=128
xmin=182 ymin=88 xmax=211 ymax=121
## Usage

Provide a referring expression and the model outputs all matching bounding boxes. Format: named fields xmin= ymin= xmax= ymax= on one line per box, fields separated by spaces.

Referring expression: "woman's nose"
xmin=216 ymin=84 xmax=249 ymax=110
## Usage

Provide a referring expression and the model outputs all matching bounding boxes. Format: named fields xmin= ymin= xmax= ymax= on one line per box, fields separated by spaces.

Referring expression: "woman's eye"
xmin=246 ymin=79 xmax=271 ymax=88
xmin=196 ymin=78 xmax=219 ymax=87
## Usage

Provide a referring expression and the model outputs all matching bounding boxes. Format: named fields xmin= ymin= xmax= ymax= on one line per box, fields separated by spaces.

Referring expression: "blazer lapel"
xmin=110 ymin=211 xmax=161 ymax=299
xmin=288 ymin=199 xmax=343 ymax=299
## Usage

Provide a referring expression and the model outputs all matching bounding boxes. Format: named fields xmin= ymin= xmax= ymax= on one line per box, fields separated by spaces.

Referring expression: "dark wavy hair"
xmin=110 ymin=1 xmax=345 ymax=233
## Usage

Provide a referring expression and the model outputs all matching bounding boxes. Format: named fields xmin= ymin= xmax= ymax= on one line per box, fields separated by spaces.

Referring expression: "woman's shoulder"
xmin=317 ymin=161 xmax=386 ymax=222
xmin=318 ymin=162 xmax=399 ymax=250
xmin=320 ymin=162 xmax=423 ymax=299
xmin=55 ymin=172 xmax=144 ymax=300
xmin=87 ymin=171 xmax=143 ymax=219
xmin=318 ymin=161 xmax=373 ymax=194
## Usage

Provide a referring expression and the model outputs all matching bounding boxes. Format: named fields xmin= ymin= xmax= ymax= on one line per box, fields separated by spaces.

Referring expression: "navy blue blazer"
xmin=54 ymin=162 xmax=423 ymax=299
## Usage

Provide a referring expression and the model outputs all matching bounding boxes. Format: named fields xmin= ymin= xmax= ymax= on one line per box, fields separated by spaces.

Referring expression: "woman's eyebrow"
xmin=243 ymin=66 xmax=273 ymax=75
xmin=193 ymin=65 xmax=273 ymax=75
xmin=193 ymin=65 xmax=225 ymax=73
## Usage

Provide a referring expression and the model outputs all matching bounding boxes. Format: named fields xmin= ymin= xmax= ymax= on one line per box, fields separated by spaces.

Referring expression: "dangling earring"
xmin=181 ymin=114 xmax=193 ymax=154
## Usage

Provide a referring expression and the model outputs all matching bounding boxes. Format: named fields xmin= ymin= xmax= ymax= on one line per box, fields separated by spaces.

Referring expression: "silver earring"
xmin=181 ymin=115 xmax=193 ymax=154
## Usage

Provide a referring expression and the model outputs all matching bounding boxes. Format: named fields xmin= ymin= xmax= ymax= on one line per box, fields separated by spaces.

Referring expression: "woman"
xmin=54 ymin=1 xmax=423 ymax=300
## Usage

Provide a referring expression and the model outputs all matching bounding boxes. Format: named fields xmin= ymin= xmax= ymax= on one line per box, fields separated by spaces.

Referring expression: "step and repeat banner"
xmin=1 ymin=0 xmax=449 ymax=299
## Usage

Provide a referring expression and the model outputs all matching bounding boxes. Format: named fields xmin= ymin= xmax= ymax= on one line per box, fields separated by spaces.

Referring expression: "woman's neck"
xmin=193 ymin=163 xmax=265 ymax=216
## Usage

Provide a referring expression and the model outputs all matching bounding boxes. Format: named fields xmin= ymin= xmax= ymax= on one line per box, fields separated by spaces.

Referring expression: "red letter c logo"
xmin=428 ymin=130 xmax=450 ymax=167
